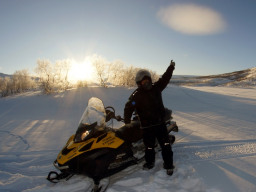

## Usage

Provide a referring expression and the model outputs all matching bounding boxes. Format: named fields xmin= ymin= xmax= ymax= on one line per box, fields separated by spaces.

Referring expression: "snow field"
xmin=0 ymin=86 xmax=256 ymax=192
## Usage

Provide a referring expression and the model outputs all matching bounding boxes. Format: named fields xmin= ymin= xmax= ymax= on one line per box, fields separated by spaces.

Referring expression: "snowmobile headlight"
xmin=81 ymin=130 xmax=91 ymax=141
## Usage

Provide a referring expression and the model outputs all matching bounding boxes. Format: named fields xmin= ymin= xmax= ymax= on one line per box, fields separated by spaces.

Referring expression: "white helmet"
xmin=135 ymin=69 xmax=151 ymax=84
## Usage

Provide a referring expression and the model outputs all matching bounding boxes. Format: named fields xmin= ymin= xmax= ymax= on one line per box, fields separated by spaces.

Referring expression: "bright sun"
xmin=69 ymin=58 xmax=95 ymax=82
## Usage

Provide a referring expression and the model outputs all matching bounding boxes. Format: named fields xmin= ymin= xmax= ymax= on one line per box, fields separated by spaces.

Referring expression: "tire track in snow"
xmin=0 ymin=130 xmax=30 ymax=150
xmin=173 ymin=140 xmax=256 ymax=162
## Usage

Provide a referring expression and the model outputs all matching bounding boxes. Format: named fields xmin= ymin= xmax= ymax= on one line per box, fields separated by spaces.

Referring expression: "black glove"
xmin=170 ymin=60 xmax=175 ymax=67
xmin=115 ymin=115 xmax=122 ymax=121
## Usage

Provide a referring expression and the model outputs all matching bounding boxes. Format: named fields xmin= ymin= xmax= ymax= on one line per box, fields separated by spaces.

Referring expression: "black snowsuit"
xmin=124 ymin=65 xmax=175 ymax=168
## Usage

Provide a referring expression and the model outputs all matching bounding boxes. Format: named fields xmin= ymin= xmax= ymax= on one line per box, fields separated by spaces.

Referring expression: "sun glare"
xmin=69 ymin=59 xmax=95 ymax=82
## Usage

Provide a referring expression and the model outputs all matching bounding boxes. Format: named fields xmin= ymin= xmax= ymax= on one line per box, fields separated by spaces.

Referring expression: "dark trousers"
xmin=143 ymin=124 xmax=173 ymax=169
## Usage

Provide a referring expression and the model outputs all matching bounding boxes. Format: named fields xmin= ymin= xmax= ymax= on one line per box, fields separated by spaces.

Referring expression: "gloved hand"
xmin=125 ymin=123 xmax=133 ymax=128
xmin=170 ymin=60 xmax=175 ymax=67
xmin=115 ymin=115 xmax=122 ymax=121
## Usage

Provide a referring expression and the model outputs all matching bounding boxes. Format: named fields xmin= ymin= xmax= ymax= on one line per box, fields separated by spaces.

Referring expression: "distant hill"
xmin=0 ymin=72 xmax=12 ymax=78
xmin=171 ymin=67 xmax=256 ymax=87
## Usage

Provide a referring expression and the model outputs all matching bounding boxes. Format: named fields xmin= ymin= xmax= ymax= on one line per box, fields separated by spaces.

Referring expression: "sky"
xmin=0 ymin=0 xmax=256 ymax=77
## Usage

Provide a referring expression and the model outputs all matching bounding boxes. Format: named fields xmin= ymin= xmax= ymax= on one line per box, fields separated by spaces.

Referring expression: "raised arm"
xmin=154 ymin=60 xmax=175 ymax=91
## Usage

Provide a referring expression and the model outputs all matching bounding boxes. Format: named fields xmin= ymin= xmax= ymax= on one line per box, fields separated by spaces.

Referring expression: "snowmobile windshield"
xmin=74 ymin=97 xmax=106 ymax=143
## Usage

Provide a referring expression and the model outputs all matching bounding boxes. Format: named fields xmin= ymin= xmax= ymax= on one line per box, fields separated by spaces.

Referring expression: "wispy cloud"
xmin=157 ymin=4 xmax=226 ymax=35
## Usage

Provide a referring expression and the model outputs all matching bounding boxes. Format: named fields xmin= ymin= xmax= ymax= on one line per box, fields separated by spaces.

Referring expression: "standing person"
xmin=124 ymin=60 xmax=176 ymax=175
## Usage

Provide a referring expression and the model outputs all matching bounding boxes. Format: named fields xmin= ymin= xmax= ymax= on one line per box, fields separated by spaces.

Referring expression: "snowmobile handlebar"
xmin=105 ymin=106 xmax=124 ymax=122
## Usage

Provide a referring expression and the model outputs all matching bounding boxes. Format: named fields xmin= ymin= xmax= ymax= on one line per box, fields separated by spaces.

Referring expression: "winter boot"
xmin=166 ymin=168 xmax=174 ymax=176
xmin=164 ymin=164 xmax=175 ymax=176
xmin=143 ymin=162 xmax=155 ymax=170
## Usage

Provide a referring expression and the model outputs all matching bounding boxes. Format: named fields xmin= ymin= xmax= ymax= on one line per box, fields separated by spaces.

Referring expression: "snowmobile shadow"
xmin=173 ymin=139 xmax=256 ymax=162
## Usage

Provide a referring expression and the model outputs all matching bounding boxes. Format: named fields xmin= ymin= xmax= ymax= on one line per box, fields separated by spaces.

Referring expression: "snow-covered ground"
xmin=0 ymin=86 xmax=256 ymax=192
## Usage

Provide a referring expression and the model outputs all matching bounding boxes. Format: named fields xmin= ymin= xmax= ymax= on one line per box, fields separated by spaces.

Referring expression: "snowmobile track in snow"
xmin=174 ymin=139 xmax=256 ymax=162
xmin=0 ymin=130 xmax=30 ymax=150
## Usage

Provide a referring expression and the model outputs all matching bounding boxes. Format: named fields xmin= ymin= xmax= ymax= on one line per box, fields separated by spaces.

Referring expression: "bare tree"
xmin=108 ymin=60 xmax=124 ymax=86
xmin=90 ymin=54 xmax=160 ymax=88
xmin=123 ymin=66 xmax=137 ymax=87
xmin=0 ymin=70 xmax=36 ymax=97
xmin=35 ymin=59 xmax=53 ymax=94
xmin=149 ymin=70 xmax=160 ymax=83
xmin=12 ymin=69 xmax=34 ymax=93
xmin=35 ymin=59 xmax=71 ymax=94
xmin=76 ymin=80 xmax=88 ymax=88
xmin=92 ymin=55 xmax=109 ymax=87
xmin=54 ymin=60 xmax=71 ymax=90
xmin=0 ymin=77 xmax=11 ymax=97
xmin=117 ymin=67 xmax=159 ymax=87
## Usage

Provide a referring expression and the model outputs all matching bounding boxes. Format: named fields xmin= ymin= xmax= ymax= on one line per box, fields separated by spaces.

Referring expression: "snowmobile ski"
xmin=47 ymin=171 xmax=74 ymax=183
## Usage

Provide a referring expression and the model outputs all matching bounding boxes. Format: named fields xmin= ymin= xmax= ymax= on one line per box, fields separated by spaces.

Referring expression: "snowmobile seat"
xmin=115 ymin=121 xmax=142 ymax=143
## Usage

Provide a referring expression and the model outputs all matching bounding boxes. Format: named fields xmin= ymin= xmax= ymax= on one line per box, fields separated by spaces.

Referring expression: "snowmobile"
xmin=47 ymin=97 xmax=178 ymax=192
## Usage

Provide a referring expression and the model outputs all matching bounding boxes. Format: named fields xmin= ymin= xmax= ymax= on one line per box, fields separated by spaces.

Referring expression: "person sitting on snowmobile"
xmin=124 ymin=60 xmax=176 ymax=176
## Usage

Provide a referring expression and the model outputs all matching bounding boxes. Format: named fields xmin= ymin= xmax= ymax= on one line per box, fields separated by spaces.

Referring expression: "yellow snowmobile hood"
xmin=57 ymin=131 xmax=124 ymax=165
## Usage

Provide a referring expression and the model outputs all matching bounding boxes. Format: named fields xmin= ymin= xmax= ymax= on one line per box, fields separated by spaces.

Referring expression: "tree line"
xmin=0 ymin=70 xmax=36 ymax=97
xmin=0 ymin=57 xmax=159 ymax=97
